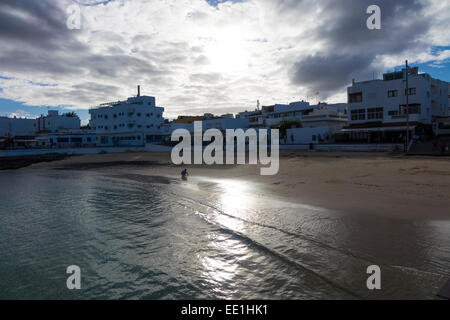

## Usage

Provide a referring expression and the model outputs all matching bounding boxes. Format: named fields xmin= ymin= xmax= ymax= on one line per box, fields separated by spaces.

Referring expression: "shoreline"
xmin=16 ymin=151 xmax=450 ymax=221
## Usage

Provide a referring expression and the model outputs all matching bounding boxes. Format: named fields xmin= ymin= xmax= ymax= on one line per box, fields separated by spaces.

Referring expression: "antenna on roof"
xmin=256 ymin=100 xmax=260 ymax=111
xmin=137 ymin=85 xmax=141 ymax=97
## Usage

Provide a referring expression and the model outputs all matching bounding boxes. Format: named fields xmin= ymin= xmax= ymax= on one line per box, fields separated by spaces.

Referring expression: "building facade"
xmin=89 ymin=89 xmax=165 ymax=146
xmin=236 ymin=101 xmax=313 ymax=128
xmin=0 ymin=116 xmax=37 ymax=149
xmin=36 ymin=110 xmax=81 ymax=133
xmin=0 ymin=117 xmax=36 ymax=137
xmin=35 ymin=132 xmax=96 ymax=149
xmin=236 ymin=101 xmax=348 ymax=133
xmin=346 ymin=67 xmax=450 ymax=142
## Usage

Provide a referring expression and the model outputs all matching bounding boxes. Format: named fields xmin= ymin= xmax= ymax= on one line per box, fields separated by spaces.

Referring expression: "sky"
xmin=0 ymin=0 xmax=449 ymax=125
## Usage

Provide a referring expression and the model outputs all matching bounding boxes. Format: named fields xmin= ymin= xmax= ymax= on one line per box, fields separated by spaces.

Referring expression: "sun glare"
xmin=204 ymin=28 xmax=250 ymax=73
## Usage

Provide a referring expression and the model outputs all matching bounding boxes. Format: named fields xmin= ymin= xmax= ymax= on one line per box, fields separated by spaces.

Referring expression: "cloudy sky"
xmin=0 ymin=0 xmax=449 ymax=124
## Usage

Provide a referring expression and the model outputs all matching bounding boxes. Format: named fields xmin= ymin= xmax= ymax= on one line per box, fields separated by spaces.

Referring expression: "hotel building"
xmin=89 ymin=86 xmax=165 ymax=146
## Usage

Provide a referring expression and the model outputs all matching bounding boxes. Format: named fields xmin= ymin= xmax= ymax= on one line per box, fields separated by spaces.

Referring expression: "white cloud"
xmin=7 ymin=109 xmax=36 ymax=119
xmin=0 ymin=0 xmax=448 ymax=118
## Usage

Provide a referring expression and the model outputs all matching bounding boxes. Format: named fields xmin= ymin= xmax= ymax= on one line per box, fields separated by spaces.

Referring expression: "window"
xmin=146 ymin=113 xmax=150 ymax=117
xmin=351 ymin=109 xmax=365 ymax=121
xmin=388 ymin=110 xmax=399 ymax=116
xmin=388 ymin=90 xmax=398 ymax=98
xmin=367 ymin=108 xmax=383 ymax=120
xmin=400 ymin=104 xmax=421 ymax=114
xmin=405 ymin=88 xmax=416 ymax=96
xmin=137 ymin=113 xmax=141 ymax=117
xmin=348 ymin=92 xmax=363 ymax=103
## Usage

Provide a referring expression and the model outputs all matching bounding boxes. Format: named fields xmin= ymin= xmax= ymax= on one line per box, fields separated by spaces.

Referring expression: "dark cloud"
xmin=291 ymin=53 xmax=373 ymax=94
xmin=0 ymin=0 xmax=85 ymax=51
xmin=288 ymin=0 xmax=432 ymax=98
xmin=0 ymin=0 xmax=176 ymax=107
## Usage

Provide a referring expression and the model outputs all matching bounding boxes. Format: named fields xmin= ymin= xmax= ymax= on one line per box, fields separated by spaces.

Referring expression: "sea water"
xmin=0 ymin=167 xmax=448 ymax=299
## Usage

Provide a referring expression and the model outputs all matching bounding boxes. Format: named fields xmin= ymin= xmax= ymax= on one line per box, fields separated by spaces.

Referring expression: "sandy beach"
xmin=27 ymin=151 xmax=450 ymax=221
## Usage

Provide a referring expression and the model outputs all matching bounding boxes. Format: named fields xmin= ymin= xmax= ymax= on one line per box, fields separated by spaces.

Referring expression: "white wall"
xmin=36 ymin=111 xmax=81 ymax=133
xmin=347 ymin=72 xmax=449 ymax=126
xmin=286 ymin=127 xmax=334 ymax=144
xmin=89 ymin=96 xmax=164 ymax=134
xmin=0 ymin=117 xmax=36 ymax=137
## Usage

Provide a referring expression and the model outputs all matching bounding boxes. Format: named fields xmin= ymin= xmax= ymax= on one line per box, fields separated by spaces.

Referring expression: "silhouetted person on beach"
xmin=181 ymin=168 xmax=189 ymax=180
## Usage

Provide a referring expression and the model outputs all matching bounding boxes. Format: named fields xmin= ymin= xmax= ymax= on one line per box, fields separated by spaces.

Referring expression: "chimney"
xmin=137 ymin=85 xmax=141 ymax=97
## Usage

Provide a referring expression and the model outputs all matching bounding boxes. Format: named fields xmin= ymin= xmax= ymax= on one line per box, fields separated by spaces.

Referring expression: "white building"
xmin=237 ymin=101 xmax=313 ymax=128
xmin=301 ymin=103 xmax=348 ymax=130
xmin=0 ymin=117 xmax=36 ymax=137
xmin=161 ymin=114 xmax=249 ymax=146
xmin=36 ymin=110 xmax=81 ymax=133
xmin=35 ymin=131 xmax=96 ymax=149
xmin=346 ymin=67 xmax=450 ymax=142
xmin=286 ymin=127 xmax=335 ymax=145
xmin=89 ymin=87 xmax=165 ymax=146
xmin=161 ymin=115 xmax=249 ymax=143
xmin=236 ymin=101 xmax=348 ymax=131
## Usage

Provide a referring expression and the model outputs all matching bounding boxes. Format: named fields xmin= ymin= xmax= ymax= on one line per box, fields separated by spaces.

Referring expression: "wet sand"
xmin=27 ymin=151 xmax=450 ymax=221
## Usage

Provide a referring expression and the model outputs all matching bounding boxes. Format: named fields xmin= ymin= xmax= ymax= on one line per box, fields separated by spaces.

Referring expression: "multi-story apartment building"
xmin=236 ymin=101 xmax=312 ymax=128
xmin=346 ymin=67 xmax=450 ymax=142
xmin=236 ymin=101 xmax=348 ymax=131
xmin=89 ymin=87 xmax=165 ymax=146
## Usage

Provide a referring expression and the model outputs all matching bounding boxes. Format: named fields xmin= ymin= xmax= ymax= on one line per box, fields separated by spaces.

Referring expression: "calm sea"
xmin=0 ymin=167 xmax=449 ymax=299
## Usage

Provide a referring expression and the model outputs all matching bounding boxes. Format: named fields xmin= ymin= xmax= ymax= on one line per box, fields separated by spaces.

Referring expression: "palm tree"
xmin=64 ymin=112 xmax=78 ymax=118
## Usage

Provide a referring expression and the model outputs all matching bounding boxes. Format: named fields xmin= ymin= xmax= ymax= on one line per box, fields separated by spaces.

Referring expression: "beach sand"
xmin=27 ymin=151 xmax=450 ymax=220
